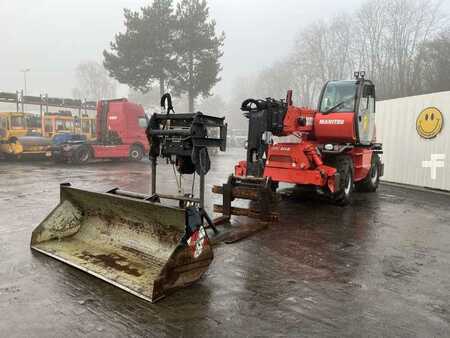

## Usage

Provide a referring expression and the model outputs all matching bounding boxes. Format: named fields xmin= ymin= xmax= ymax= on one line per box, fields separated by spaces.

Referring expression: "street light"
xmin=20 ymin=68 xmax=30 ymax=96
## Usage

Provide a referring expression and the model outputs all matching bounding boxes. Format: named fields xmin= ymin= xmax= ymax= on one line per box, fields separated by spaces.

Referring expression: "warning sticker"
xmin=187 ymin=226 xmax=207 ymax=258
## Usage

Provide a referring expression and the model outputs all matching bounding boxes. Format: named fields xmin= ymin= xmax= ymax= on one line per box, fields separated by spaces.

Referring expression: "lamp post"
xmin=20 ymin=68 xmax=30 ymax=96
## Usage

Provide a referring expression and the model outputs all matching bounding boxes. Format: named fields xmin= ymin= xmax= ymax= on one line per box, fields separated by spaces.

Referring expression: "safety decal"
xmin=187 ymin=226 xmax=207 ymax=258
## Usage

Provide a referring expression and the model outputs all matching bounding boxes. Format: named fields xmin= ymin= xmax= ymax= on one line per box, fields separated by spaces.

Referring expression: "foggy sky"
xmin=2 ymin=0 xmax=448 ymax=100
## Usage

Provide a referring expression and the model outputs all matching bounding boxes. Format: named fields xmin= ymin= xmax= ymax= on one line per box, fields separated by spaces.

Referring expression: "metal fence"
xmin=0 ymin=91 xmax=96 ymax=113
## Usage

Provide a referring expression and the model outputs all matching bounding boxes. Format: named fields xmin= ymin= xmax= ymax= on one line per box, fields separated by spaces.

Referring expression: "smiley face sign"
xmin=416 ymin=107 xmax=444 ymax=139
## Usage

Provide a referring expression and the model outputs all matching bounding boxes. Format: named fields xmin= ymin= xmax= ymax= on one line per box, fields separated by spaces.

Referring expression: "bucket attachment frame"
xmin=31 ymin=183 xmax=214 ymax=302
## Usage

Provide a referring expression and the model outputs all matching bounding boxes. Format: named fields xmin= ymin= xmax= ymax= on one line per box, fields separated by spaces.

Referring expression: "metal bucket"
xmin=31 ymin=184 xmax=213 ymax=302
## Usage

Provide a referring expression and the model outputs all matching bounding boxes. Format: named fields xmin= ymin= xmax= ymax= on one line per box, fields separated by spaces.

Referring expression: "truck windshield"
xmin=138 ymin=117 xmax=148 ymax=128
xmin=319 ymin=81 xmax=357 ymax=113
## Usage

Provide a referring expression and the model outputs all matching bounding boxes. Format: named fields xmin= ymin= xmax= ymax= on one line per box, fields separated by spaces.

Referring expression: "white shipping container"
xmin=376 ymin=91 xmax=449 ymax=191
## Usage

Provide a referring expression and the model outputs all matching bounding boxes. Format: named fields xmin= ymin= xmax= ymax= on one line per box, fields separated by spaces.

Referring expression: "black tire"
xmin=355 ymin=153 xmax=381 ymax=192
xmin=270 ymin=181 xmax=279 ymax=193
xmin=326 ymin=155 xmax=354 ymax=206
xmin=195 ymin=147 xmax=210 ymax=175
xmin=72 ymin=145 xmax=91 ymax=165
xmin=4 ymin=153 xmax=17 ymax=161
xmin=129 ymin=144 xmax=144 ymax=161
xmin=52 ymin=154 xmax=66 ymax=163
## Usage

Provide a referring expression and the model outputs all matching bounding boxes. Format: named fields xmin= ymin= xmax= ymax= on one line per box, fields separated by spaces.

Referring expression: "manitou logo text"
xmin=319 ymin=119 xmax=345 ymax=125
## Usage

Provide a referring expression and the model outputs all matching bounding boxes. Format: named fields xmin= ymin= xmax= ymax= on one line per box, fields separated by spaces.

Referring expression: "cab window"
xmin=45 ymin=119 xmax=53 ymax=133
xmin=360 ymin=85 xmax=375 ymax=113
xmin=138 ymin=117 xmax=148 ymax=128
xmin=56 ymin=119 xmax=73 ymax=131
xmin=11 ymin=116 xmax=25 ymax=128
xmin=320 ymin=81 xmax=357 ymax=113
xmin=82 ymin=120 xmax=90 ymax=133
xmin=26 ymin=115 xmax=41 ymax=129
xmin=0 ymin=117 xmax=7 ymax=129
xmin=56 ymin=119 xmax=64 ymax=131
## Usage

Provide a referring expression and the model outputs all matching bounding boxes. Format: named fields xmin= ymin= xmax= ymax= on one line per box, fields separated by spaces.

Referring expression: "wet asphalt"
xmin=0 ymin=149 xmax=449 ymax=337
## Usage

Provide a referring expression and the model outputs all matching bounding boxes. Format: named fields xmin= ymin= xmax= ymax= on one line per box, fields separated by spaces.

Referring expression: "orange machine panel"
xmin=314 ymin=112 xmax=356 ymax=143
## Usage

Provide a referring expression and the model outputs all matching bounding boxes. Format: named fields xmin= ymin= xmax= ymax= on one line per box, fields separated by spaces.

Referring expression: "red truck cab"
xmin=93 ymin=99 xmax=149 ymax=160
xmin=51 ymin=98 xmax=149 ymax=164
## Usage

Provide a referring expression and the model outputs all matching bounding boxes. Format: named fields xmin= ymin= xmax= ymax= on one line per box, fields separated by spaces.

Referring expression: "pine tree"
xmin=174 ymin=0 xmax=224 ymax=112
xmin=103 ymin=0 xmax=177 ymax=97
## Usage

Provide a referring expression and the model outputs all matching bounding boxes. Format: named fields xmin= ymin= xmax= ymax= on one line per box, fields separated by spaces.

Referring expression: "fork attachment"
xmin=212 ymin=175 xmax=278 ymax=222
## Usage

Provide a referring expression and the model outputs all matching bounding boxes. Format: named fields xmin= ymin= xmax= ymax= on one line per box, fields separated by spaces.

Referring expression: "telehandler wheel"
xmin=355 ymin=153 xmax=381 ymax=192
xmin=72 ymin=145 xmax=91 ymax=165
xmin=327 ymin=155 xmax=354 ymax=206
xmin=129 ymin=144 xmax=144 ymax=161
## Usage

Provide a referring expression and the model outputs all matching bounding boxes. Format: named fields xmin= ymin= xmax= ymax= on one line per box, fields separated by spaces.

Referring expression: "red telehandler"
xmin=214 ymin=72 xmax=384 ymax=219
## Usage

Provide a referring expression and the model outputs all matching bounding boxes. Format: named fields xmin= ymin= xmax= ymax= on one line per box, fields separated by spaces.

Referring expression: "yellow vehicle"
xmin=43 ymin=112 xmax=75 ymax=138
xmin=0 ymin=128 xmax=23 ymax=157
xmin=0 ymin=112 xmax=50 ymax=158
xmin=0 ymin=112 xmax=27 ymax=156
xmin=0 ymin=111 xmax=96 ymax=158
xmin=0 ymin=112 xmax=28 ymax=137
xmin=25 ymin=114 xmax=43 ymax=135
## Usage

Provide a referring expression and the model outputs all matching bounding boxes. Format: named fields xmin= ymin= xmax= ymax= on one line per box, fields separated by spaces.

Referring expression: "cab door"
xmin=357 ymin=82 xmax=375 ymax=145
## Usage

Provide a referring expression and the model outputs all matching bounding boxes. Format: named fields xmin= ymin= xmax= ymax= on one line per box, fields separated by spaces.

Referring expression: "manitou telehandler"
xmin=214 ymin=72 xmax=384 ymax=219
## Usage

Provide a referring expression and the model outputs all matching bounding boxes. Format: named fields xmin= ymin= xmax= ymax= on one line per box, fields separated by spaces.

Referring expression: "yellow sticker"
xmin=416 ymin=107 xmax=444 ymax=139
xmin=362 ymin=115 xmax=369 ymax=131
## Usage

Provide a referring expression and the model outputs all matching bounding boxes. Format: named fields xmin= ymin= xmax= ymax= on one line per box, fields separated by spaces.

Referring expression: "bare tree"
xmin=73 ymin=61 xmax=117 ymax=100
xmin=356 ymin=0 xmax=446 ymax=98
xmin=414 ymin=30 xmax=450 ymax=94
xmin=227 ymin=0 xmax=447 ymax=113
xmin=252 ymin=60 xmax=295 ymax=99
xmin=289 ymin=14 xmax=354 ymax=106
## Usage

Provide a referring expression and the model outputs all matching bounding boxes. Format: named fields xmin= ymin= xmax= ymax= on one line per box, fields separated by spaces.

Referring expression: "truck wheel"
xmin=129 ymin=145 xmax=144 ymax=161
xmin=72 ymin=146 xmax=90 ymax=165
xmin=270 ymin=181 xmax=279 ymax=192
xmin=355 ymin=153 xmax=381 ymax=192
xmin=327 ymin=155 xmax=354 ymax=206
xmin=52 ymin=154 xmax=66 ymax=163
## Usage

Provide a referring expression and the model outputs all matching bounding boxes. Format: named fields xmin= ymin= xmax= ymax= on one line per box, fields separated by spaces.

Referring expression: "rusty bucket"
xmin=31 ymin=184 xmax=213 ymax=302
